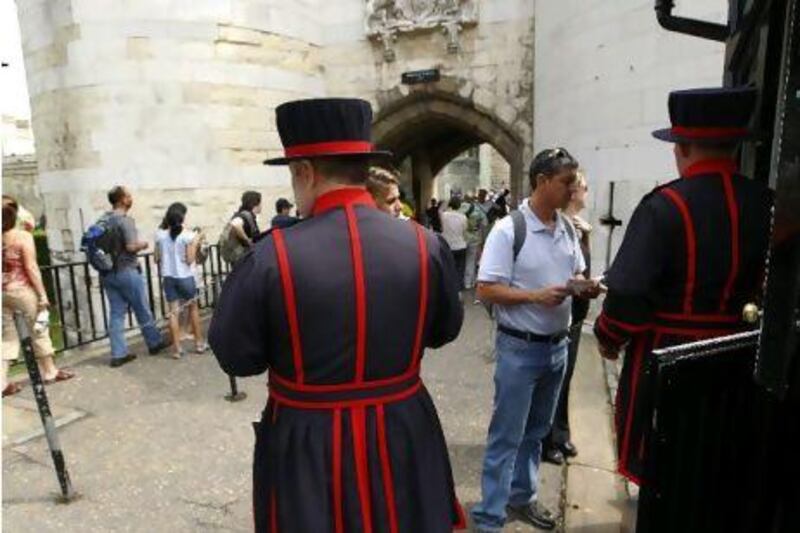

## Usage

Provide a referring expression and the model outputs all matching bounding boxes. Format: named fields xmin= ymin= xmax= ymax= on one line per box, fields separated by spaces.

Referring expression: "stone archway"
xmin=372 ymin=91 xmax=526 ymax=214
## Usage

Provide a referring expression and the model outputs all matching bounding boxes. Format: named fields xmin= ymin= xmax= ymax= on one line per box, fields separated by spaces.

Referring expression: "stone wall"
xmin=320 ymin=0 xmax=535 ymax=198
xmin=16 ymin=0 xmax=325 ymax=257
xmin=533 ymin=0 xmax=727 ymax=281
xmin=2 ymin=154 xmax=43 ymax=219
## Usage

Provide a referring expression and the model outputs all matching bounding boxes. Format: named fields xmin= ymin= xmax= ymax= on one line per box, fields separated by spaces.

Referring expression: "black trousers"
xmin=544 ymin=320 xmax=583 ymax=448
xmin=451 ymin=248 xmax=467 ymax=290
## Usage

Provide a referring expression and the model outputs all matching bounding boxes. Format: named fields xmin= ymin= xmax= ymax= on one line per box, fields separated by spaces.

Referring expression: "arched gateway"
xmin=372 ymin=91 xmax=526 ymax=213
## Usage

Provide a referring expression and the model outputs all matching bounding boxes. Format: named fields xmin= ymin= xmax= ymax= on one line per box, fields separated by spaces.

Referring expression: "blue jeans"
xmin=471 ymin=331 xmax=568 ymax=531
xmin=102 ymin=268 xmax=163 ymax=358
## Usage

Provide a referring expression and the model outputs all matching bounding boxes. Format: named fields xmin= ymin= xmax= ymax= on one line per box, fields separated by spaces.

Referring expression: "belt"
xmin=497 ymin=324 xmax=569 ymax=344
xmin=268 ymin=372 xmax=422 ymax=410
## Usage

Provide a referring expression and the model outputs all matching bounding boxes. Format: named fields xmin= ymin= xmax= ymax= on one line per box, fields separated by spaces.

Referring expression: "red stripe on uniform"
xmin=661 ymin=189 xmax=697 ymax=314
xmin=600 ymin=314 xmax=651 ymax=333
xmin=597 ymin=314 xmax=626 ymax=344
xmin=719 ymin=172 xmax=740 ymax=312
xmin=671 ymin=126 xmax=748 ymax=139
xmin=410 ymin=224 xmax=429 ymax=371
xmin=345 ymin=206 xmax=368 ymax=383
xmin=273 ymin=229 xmax=305 ymax=384
xmin=270 ymin=491 xmax=278 ymax=533
xmin=351 ymin=407 xmax=374 ymax=533
xmin=619 ymin=337 xmax=647 ymax=479
xmin=376 ymin=405 xmax=399 ymax=533
xmin=285 ymin=140 xmax=375 ymax=158
xmin=270 ymin=367 xmax=417 ymax=392
xmin=269 ymin=380 xmax=422 ymax=410
xmin=654 ymin=311 xmax=741 ymax=323
xmin=332 ymin=409 xmax=344 ymax=533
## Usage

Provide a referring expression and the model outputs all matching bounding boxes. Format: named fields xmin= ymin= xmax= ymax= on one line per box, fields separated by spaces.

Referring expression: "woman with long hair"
xmin=230 ymin=190 xmax=262 ymax=245
xmin=155 ymin=202 xmax=206 ymax=359
xmin=2 ymin=197 xmax=74 ymax=396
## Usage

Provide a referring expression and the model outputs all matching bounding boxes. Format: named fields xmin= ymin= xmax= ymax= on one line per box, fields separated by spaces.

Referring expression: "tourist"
xmin=471 ymin=148 xmax=599 ymax=532
xmin=270 ymin=197 xmax=300 ymax=229
xmin=2 ymin=195 xmax=35 ymax=232
xmin=155 ymin=202 xmax=207 ymax=359
xmin=366 ymin=166 xmax=404 ymax=217
xmin=441 ymin=196 xmax=469 ymax=290
xmin=100 ymin=186 xmax=167 ymax=368
xmin=210 ymin=97 xmax=465 ymax=532
xmin=461 ymin=193 xmax=488 ymax=290
xmin=230 ymin=190 xmax=263 ymax=244
xmin=542 ymin=169 xmax=592 ymax=464
xmin=426 ymin=197 xmax=442 ymax=232
xmin=399 ymin=189 xmax=415 ymax=219
xmin=2 ymin=198 xmax=74 ymax=396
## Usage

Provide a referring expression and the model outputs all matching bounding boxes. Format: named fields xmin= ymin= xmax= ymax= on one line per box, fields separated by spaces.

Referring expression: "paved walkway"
xmin=2 ymin=301 xmax=627 ymax=532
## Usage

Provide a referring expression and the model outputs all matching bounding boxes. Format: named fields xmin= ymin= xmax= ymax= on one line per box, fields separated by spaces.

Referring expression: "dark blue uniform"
xmin=594 ymin=158 xmax=772 ymax=484
xmin=209 ymin=188 xmax=466 ymax=532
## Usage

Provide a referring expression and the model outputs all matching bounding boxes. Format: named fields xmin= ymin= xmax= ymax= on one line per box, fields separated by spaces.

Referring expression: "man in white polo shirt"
xmin=471 ymin=148 xmax=599 ymax=532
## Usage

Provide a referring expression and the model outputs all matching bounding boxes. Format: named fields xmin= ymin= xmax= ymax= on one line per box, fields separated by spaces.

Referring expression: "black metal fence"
xmin=39 ymin=244 xmax=231 ymax=354
xmin=638 ymin=333 xmax=800 ymax=532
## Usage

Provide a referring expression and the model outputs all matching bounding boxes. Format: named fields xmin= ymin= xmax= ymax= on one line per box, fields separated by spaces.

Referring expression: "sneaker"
xmin=194 ymin=342 xmax=208 ymax=354
xmin=110 ymin=354 xmax=137 ymax=368
xmin=506 ymin=502 xmax=556 ymax=530
xmin=148 ymin=340 xmax=170 ymax=356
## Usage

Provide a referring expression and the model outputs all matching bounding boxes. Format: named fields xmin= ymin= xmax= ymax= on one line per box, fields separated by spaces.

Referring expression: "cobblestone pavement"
xmin=2 ymin=301 xmax=566 ymax=532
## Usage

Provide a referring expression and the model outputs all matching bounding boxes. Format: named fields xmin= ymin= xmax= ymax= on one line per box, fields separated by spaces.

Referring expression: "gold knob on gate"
xmin=742 ymin=303 xmax=761 ymax=324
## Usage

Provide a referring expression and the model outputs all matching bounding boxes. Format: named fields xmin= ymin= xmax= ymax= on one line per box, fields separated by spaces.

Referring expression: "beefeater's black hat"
xmin=651 ymin=86 xmax=759 ymax=144
xmin=264 ymin=98 xmax=392 ymax=165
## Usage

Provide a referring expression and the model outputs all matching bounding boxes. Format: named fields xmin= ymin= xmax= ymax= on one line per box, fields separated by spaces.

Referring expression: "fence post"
xmin=13 ymin=311 xmax=78 ymax=503
xmin=225 ymin=375 xmax=247 ymax=402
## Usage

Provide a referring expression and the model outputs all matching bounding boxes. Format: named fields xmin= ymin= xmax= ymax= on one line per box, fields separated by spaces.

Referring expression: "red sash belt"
xmin=268 ymin=373 xmax=423 ymax=410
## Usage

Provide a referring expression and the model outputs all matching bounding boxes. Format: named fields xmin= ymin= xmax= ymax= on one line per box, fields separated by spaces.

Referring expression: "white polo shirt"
xmin=477 ymin=200 xmax=585 ymax=335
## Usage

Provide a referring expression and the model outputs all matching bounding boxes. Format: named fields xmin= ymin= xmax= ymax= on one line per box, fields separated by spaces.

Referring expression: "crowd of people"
xmin=1 ymin=86 xmax=770 ymax=533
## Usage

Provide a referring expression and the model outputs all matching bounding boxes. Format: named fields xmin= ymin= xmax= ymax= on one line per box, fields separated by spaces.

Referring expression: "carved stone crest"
xmin=366 ymin=0 xmax=478 ymax=61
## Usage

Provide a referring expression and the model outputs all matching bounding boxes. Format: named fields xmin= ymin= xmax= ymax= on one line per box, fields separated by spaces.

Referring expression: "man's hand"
xmin=530 ymin=286 xmax=570 ymax=307
xmin=598 ymin=342 xmax=620 ymax=360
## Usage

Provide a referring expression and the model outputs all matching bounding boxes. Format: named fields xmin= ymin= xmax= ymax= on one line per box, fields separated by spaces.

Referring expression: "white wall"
xmin=533 ymin=0 xmax=727 ymax=277
xmin=0 ymin=0 xmax=34 ymax=157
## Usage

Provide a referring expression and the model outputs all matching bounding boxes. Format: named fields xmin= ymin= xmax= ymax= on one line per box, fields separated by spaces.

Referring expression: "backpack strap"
xmin=510 ymin=209 xmax=526 ymax=261
xmin=558 ymin=211 xmax=577 ymax=247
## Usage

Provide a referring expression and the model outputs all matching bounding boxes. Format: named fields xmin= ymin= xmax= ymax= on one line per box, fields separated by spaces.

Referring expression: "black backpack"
xmin=81 ymin=214 xmax=126 ymax=273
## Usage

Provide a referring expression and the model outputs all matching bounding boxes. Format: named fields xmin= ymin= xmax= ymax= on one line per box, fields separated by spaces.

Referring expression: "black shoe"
xmin=542 ymin=446 xmax=565 ymax=465
xmin=506 ymin=502 xmax=556 ymax=530
xmin=148 ymin=340 xmax=169 ymax=356
xmin=560 ymin=440 xmax=578 ymax=458
xmin=110 ymin=354 xmax=137 ymax=368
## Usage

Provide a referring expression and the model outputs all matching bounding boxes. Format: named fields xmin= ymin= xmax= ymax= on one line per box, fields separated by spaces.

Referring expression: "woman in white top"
xmin=155 ymin=203 xmax=206 ymax=359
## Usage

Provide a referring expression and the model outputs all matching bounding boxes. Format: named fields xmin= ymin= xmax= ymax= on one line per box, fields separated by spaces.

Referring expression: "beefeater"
xmin=209 ymin=98 xmax=467 ymax=532
xmin=594 ymin=87 xmax=773 ymax=485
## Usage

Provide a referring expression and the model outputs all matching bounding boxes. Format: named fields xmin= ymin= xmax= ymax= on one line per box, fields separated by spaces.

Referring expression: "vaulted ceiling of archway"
xmin=377 ymin=116 xmax=486 ymax=175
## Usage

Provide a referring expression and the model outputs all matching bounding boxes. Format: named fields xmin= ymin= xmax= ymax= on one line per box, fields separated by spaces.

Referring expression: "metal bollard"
xmin=13 ymin=311 xmax=78 ymax=503
xmin=224 ymin=374 xmax=247 ymax=402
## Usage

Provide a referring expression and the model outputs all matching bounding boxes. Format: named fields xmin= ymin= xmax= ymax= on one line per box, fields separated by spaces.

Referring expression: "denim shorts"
xmin=163 ymin=276 xmax=197 ymax=303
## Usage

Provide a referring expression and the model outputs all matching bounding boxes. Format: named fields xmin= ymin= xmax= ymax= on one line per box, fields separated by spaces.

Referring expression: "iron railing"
xmin=38 ymin=244 xmax=231 ymax=354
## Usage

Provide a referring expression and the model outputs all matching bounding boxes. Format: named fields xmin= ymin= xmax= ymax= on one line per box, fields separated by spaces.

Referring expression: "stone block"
xmin=127 ymin=37 xmax=154 ymax=60
xmin=216 ymin=24 xmax=263 ymax=47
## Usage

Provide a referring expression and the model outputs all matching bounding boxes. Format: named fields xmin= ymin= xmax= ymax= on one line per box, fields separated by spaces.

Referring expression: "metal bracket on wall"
xmin=599 ymin=181 xmax=624 ymax=270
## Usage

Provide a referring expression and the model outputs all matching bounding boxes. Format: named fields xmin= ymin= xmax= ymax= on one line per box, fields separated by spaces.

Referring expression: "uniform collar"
xmin=681 ymin=158 xmax=738 ymax=179
xmin=311 ymin=187 xmax=376 ymax=216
